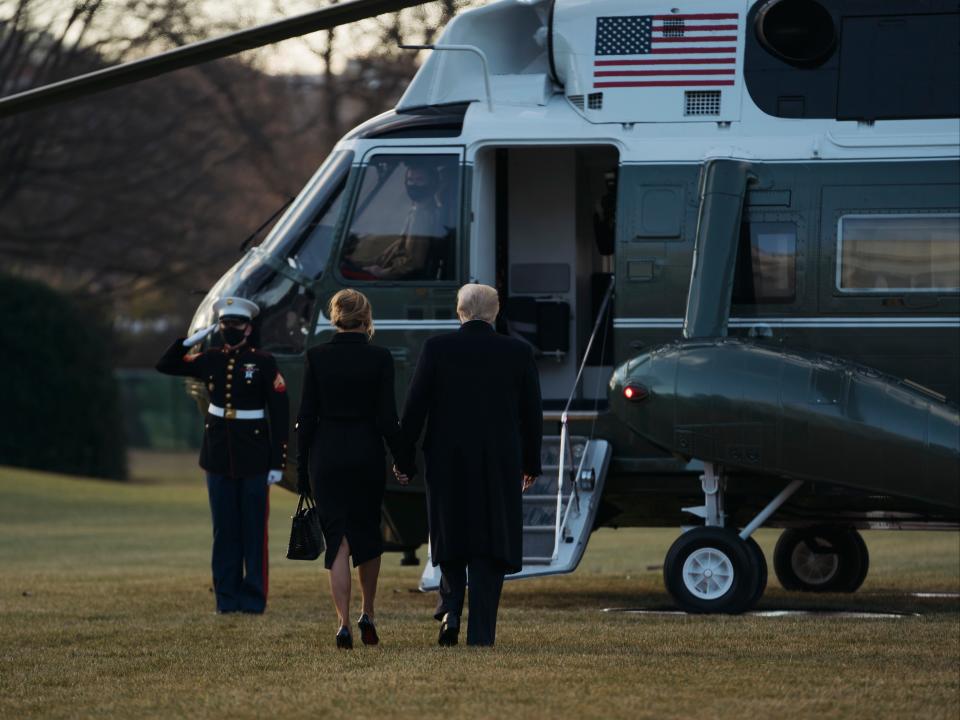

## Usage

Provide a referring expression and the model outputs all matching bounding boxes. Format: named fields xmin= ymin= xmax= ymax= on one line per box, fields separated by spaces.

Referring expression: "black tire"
xmin=773 ymin=526 xmax=862 ymax=593
xmin=840 ymin=528 xmax=870 ymax=593
xmin=663 ymin=527 xmax=758 ymax=614
xmin=743 ymin=535 xmax=768 ymax=609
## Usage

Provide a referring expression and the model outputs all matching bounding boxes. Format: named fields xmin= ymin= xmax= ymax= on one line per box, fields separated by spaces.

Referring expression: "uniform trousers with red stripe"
xmin=205 ymin=474 xmax=269 ymax=613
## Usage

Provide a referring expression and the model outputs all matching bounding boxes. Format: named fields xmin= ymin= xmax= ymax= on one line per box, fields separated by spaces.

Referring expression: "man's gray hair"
xmin=457 ymin=283 xmax=500 ymax=323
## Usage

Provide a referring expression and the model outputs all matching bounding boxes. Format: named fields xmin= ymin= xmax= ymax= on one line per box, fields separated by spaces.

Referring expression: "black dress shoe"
xmin=357 ymin=614 xmax=379 ymax=646
xmin=438 ymin=613 xmax=459 ymax=646
xmin=336 ymin=626 xmax=353 ymax=650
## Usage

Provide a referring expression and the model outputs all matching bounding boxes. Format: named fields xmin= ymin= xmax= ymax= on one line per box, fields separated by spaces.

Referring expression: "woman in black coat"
xmin=296 ymin=289 xmax=412 ymax=649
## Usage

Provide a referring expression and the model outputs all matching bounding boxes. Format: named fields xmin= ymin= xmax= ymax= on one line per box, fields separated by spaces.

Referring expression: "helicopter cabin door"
xmin=413 ymin=145 xmax=619 ymax=589
xmin=470 ymin=146 xmax=619 ymax=412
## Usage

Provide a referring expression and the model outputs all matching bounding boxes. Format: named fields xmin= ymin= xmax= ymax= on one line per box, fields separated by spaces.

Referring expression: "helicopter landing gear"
xmin=773 ymin=527 xmax=869 ymax=593
xmin=663 ymin=464 xmax=800 ymax=614
xmin=743 ymin=535 xmax=769 ymax=609
xmin=664 ymin=526 xmax=760 ymax=614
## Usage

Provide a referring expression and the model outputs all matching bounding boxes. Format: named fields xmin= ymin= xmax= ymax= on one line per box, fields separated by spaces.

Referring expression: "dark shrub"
xmin=0 ymin=274 xmax=127 ymax=480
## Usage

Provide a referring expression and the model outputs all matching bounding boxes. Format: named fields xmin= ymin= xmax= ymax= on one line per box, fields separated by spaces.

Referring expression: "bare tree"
xmin=0 ymin=0 xmax=472 ymax=363
xmin=0 ymin=1 xmax=314 ymax=301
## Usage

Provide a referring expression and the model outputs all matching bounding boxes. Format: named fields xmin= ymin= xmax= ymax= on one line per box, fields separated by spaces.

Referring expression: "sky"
xmin=4 ymin=0 xmax=454 ymax=77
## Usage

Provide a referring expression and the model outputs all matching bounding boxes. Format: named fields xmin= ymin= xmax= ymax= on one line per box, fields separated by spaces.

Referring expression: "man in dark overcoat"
xmin=398 ymin=283 xmax=542 ymax=646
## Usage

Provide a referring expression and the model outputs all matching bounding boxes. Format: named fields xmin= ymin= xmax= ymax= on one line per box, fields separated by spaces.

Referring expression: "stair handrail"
xmin=553 ymin=276 xmax=615 ymax=561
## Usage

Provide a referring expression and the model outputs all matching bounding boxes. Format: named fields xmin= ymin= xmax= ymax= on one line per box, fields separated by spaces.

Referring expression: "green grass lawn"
xmin=1 ymin=454 xmax=958 ymax=719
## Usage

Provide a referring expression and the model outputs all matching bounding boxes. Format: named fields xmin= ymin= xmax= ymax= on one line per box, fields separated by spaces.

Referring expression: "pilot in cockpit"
xmin=360 ymin=163 xmax=444 ymax=280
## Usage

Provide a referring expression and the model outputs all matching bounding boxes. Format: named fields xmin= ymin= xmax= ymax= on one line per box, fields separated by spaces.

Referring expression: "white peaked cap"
xmin=213 ymin=296 xmax=260 ymax=320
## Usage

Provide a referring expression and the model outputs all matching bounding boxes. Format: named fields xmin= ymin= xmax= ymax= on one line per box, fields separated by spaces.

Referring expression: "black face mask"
xmin=222 ymin=327 xmax=247 ymax=346
xmin=405 ymin=182 xmax=433 ymax=203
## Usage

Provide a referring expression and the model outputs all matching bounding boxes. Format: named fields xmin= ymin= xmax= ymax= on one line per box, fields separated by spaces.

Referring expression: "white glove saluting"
xmin=267 ymin=470 xmax=283 ymax=485
xmin=182 ymin=323 xmax=218 ymax=348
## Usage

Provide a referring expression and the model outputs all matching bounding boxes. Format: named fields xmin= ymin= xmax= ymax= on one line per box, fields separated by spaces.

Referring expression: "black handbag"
xmin=286 ymin=494 xmax=325 ymax=561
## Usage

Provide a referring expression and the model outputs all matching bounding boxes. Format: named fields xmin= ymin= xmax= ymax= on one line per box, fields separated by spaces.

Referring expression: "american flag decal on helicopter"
xmin=593 ymin=12 xmax=739 ymax=88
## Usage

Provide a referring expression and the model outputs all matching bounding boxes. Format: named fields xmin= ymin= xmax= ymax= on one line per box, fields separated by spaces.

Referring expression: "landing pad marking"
xmin=907 ymin=592 xmax=960 ymax=598
xmin=602 ymin=608 xmax=920 ymax=618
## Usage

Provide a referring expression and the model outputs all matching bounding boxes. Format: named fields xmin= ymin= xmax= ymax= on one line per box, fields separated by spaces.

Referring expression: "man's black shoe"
xmin=336 ymin=626 xmax=353 ymax=650
xmin=358 ymin=614 xmax=379 ymax=646
xmin=438 ymin=612 xmax=459 ymax=646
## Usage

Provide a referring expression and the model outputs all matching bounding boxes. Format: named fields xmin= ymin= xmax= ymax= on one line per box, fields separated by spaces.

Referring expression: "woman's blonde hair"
xmin=328 ymin=289 xmax=374 ymax=338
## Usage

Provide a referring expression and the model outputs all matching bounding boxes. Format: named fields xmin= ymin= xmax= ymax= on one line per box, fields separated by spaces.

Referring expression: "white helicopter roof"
xmin=400 ymin=0 xmax=755 ymax=123
xmin=393 ymin=0 xmax=959 ymax=161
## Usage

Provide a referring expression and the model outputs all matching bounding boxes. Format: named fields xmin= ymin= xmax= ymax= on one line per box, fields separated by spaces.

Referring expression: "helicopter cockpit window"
xmin=260 ymin=150 xmax=353 ymax=280
xmin=193 ymin=151 xmax=355 ymax=355
xmin=837 ymin=215 xmax=960 ymax=293
xmin=338 ymin=154 xmax=459 ymax=282
xmin=733 ymin=221 xmax=797 ymax=305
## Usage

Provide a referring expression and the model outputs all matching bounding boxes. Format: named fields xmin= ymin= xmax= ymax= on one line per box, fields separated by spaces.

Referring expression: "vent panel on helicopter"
xmin=684 ymin=90 xmax=721 ymax=116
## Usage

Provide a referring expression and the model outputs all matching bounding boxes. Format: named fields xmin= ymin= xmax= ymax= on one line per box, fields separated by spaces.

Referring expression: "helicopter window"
xmin=259 ymin=150 xmax=353 ymax=280
xmin=837 ymin=215 xmax=960 ymax=293
xmin=733 ymin=221 xmax=797 ymax=304
xmin=225 ymin=257 xmax=313 ymax=355
xmin=208 ymin=152 xmax=354 ymax=354
xmin=338 ymin=154 xmax=460 ymax=282
xmin=284 ymin=175 xmax=349 ymax=281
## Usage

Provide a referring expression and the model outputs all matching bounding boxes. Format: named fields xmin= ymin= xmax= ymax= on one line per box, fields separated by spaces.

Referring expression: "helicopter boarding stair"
xmin=418 ymin=435 xmax=612 ymax=590
xmin=420 ymin=279 xmax=615 ymax=591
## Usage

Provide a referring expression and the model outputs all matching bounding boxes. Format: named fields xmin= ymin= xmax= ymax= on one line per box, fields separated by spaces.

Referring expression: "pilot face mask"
xmin=405 ymin=179 xmax=435 ymax=203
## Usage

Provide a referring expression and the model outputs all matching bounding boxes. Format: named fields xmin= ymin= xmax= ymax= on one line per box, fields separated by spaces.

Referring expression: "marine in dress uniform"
xmin=156 ymin=297 xmax=289 ymax=614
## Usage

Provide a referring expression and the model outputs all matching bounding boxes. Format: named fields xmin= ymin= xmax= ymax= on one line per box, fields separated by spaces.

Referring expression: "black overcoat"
xmin=401 ymin=320 xmax=543 ymax=574
xmin=156 ymin=339 xmax=289 ymax=477
xmin=296 ymin=332 xmax=412 ymax=568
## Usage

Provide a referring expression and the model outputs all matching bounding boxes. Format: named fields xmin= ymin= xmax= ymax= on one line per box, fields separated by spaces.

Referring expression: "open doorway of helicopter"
xmin=475 ymin=145 xmax=619 ymax=412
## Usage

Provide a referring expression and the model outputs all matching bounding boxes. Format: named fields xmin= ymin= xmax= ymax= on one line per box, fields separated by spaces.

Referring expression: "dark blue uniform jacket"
xmin=157 ymin=339 xmax=289 ymax=477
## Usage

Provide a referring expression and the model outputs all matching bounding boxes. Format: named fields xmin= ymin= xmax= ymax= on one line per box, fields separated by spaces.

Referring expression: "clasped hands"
xmin=393 ymin=465 xmax=411 ymax=486
xmin=391 ymin=465 xmax=537 ymax=492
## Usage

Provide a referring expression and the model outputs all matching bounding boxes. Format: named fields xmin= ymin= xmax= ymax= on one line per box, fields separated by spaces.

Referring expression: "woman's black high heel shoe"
xmin=336 ymin=626 xmax=353 ymax=649
xmin=357 ymin=614 xmax=379 ymax=646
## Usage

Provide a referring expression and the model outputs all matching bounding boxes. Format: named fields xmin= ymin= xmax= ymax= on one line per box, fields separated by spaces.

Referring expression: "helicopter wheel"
xmin=663 ymin=527 xmax=761 ymax=614
xmin=844 ymin=528 xmax=870 ymax=593
xmin=773 ymin=526 xmax=867 ymax=593
xmin=743 ymin=535 xmax=768 ymax=608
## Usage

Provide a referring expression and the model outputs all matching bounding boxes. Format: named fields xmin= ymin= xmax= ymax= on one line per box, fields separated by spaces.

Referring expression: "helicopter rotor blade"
xmin=0 ymin=0 xmax=433 ymax=118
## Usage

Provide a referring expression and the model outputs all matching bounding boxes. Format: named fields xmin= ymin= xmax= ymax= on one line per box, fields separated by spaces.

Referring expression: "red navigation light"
xmin=623 ymin=384 xmax=648 ymax=401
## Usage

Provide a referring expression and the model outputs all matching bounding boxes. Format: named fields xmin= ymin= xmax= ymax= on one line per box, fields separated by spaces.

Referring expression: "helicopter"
xmin=3 ymin=0 xmax=957 ymax=614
